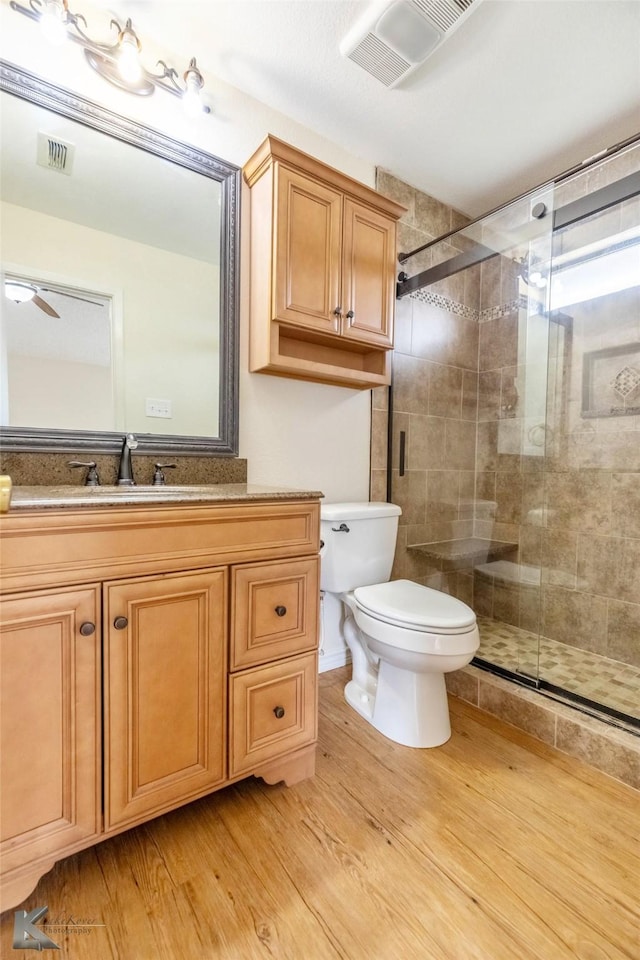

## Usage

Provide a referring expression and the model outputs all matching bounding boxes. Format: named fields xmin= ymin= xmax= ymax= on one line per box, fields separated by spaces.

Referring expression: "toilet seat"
xmin=354 ymin=579 xmax=476 ymax=634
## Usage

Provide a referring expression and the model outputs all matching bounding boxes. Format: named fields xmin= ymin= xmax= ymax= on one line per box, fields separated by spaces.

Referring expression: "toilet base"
xmin=344 ymin=661 xmax=452 ymax=748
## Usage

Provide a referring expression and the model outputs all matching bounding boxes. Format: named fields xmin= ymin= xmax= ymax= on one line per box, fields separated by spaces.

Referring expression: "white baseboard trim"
xmin=318 ymin=648 xmax=351 ymax=673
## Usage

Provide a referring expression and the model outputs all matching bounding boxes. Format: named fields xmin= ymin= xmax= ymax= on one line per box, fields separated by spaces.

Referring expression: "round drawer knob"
xmin=79 ymin=621 xmax=95 ymax=637
xmin=273 ymin=706 xmax=285 ymax=719
xmin=113 ymin=616 xmax=128 ymax=630
xmin=274 ymin=605 xmax=287 ymax=617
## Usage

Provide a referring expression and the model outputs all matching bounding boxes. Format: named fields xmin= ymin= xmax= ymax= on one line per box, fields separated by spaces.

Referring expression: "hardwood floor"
xmin=2 ymin=666 xmax=638 ymax=959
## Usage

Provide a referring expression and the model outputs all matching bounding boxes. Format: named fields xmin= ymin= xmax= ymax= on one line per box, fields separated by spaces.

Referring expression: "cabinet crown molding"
xmin=243 ymin=134 xmax=406 ymax=220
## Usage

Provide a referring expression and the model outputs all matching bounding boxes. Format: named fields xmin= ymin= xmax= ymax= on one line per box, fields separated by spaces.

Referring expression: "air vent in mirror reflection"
xmin=37 ymin=131 xmax=75 ymax=175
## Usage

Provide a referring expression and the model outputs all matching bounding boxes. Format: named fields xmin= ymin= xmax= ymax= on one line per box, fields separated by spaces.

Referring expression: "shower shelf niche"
xmin=408 ymin=538 xmax=518 ymax=571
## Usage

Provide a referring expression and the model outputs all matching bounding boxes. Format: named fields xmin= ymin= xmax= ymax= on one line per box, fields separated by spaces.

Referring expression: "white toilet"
xmin=320 ymin=501 xmax=480 ymax=748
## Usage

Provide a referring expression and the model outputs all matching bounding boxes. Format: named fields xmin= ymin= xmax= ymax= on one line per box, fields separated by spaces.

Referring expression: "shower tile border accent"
xmin=409 ymin=289 xmax=479 ymax=322
xmin=446 ymin=665 xmax=640 ymax=790
xmin=407 ymin=289 xmax=529 ymax=326
xmin=478 ymin=296 xmax=527 ymax=323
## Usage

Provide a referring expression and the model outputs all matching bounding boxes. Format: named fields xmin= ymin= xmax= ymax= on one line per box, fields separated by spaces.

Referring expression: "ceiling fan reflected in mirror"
xmin=4 ymin=279 xmax=60 ymax=317
xmin=3 ymin=278 xmax=105 ymax=318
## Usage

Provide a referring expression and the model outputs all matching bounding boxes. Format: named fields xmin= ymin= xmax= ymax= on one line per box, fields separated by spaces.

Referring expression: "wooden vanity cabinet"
xmin=0 ymin=497 xmax=320 ymax=911
xmin=244 ymin=135 xmax=405 ymax=389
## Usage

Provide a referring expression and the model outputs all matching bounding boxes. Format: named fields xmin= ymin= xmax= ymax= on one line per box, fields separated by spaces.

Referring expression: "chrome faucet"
xmin=117 ymin=433 xmax=138 ymax=485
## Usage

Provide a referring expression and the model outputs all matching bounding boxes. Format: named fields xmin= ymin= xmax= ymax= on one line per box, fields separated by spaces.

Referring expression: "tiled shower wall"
xmin=372 ymin=170 xmax=479 ymax=605
xmin=373 ymin=163 xmax=640 ymax=673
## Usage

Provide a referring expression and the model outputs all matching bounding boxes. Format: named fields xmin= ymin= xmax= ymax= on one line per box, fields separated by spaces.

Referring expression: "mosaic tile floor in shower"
xmin=476 ymin=616 xmax=640 ymax=722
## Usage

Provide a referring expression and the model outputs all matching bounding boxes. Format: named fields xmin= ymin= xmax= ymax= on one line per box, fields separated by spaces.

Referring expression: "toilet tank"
xmin=320 ymin=501 xmax=401 ymax=593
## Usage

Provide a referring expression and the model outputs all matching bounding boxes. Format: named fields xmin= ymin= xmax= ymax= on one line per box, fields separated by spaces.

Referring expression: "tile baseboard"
xmin=447 ymin=665 xmax=640 ymax=790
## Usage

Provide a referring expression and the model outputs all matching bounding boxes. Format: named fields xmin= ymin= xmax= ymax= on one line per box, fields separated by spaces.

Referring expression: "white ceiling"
xmin=0 ymin=93 xmax=221 ymax=262
xmin=90 ymin=0 xmax=640 ymax=218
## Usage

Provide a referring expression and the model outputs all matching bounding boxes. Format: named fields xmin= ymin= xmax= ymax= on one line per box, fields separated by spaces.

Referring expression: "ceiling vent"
xmin=37 ymin=132 xmax=75 ymax=175
xmin=340 ymin=0 xmax=482 ymax=87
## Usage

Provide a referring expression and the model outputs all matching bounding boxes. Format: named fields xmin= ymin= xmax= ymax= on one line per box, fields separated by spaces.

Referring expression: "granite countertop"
xmin=5 ymin=483 xmax=324 ymax=511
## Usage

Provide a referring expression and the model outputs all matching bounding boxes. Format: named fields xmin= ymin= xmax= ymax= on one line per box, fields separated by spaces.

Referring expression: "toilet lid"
xmin=354 ymin=579 xmax=476 ymax=632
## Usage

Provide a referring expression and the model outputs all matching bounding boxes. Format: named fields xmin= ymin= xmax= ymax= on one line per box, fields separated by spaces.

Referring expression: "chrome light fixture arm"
xmin=10 ymin=0 xmax=210 ymax=113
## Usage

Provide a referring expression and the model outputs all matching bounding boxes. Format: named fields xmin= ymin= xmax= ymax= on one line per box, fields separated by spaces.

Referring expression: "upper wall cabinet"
xmin=243 ymin=137 xmax=406 ymax=389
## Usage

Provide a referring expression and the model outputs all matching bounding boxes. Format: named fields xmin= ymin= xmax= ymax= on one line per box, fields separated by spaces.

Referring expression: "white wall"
xmin=0 ymin=0 xmax=373 ymax=503
xmin=8 ymin=353 xmax=113 ymax=430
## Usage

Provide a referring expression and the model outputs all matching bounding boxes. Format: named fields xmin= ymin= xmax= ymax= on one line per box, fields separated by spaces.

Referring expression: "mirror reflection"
xmin=3 ymin=274 xmax=117 ymax=431
xmin=0 ymin=62 xmax=240 ymax=455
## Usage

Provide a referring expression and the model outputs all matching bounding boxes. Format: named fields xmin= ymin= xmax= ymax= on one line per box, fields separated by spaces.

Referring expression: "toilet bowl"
xmin=321 ymin=502 xmax=479 ymax=747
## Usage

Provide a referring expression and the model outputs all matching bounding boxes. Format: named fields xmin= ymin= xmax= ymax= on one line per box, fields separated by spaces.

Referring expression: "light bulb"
xmin=183 ymin=84 xmax=204 ymax=118
xmin=182 ymin=59 xmax=205 ymax=118
xmin=117 ymin=23 xmax=142 ymax=84
xmin=529 ymin=271 xmax=548 ymax=289
xmin=40 ymin=0 xmax=68 ymax=46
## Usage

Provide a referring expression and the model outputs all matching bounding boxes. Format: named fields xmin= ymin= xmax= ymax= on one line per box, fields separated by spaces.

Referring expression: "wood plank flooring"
xmin=2 ymin=666 xmax=638 ymax=960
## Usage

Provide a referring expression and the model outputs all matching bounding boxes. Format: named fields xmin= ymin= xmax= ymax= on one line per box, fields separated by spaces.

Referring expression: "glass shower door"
xmin=539 ymin=145 xmax=640 ymax=725
xmin=389 ymin=180 xmax=556 ymax=687
xmin=390 ymin=138 xmax=640 ymax=728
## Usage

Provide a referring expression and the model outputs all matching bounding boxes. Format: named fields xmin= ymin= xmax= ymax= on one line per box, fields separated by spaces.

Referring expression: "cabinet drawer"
xmin=231 ymin=557 xmax=319 ymax=670
xmin=229 ymin=652 xmax=317 ymax=776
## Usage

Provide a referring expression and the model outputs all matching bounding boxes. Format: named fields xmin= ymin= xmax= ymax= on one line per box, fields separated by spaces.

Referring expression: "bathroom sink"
xmin=85 ymin=485 xmax=215 ymax=495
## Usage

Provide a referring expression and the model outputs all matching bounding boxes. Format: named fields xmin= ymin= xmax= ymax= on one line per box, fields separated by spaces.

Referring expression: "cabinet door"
xmin=104 ymin=569 xmax=227 ymax=829
xmin=274 ymin=165 xmax=343 ymax=332
xmin=0 ymin=587 xmax=101 ymax=876
xmin=341 ymin=198 xmax=396 ymax=347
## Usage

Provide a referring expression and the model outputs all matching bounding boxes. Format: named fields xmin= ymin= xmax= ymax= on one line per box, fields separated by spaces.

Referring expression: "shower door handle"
xmin=399 ymin=430 xmax=406 ymax=477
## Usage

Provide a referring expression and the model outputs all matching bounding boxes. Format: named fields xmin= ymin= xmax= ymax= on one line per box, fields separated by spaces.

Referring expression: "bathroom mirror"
xmin=0 ymin=60 xmax=240 ymax=456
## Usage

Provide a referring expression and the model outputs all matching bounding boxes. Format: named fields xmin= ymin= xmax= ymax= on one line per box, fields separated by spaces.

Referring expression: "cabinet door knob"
xmin=113 ymin=616 xmax=128 ymax=630
xmin=346 ymin=309 xmax=355 ymax=322
xmin=79 ymin=621 xmax=96 ymax=636
xmin=274 ymin=605 xmax=287 ymax=617
xmin=273 ymin=706 xmax=285 ymax=719
xmin=333 ymin=306 xmax=342 ymax=316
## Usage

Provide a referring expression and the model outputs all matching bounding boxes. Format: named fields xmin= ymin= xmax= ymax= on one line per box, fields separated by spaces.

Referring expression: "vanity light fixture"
xmin=10 ymin=0 xmax=211 ymax=114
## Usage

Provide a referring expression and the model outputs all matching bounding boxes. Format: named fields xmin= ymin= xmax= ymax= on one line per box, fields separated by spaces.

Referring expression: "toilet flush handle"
xmin=331 ymin=523 xmax=350 ymax=532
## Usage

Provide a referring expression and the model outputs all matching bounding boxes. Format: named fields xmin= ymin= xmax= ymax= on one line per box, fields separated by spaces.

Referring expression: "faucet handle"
xmin=68 ymin=461 xmax=101 ymax=486
xmin=152 ymin=463 xmax=176 ymax=486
